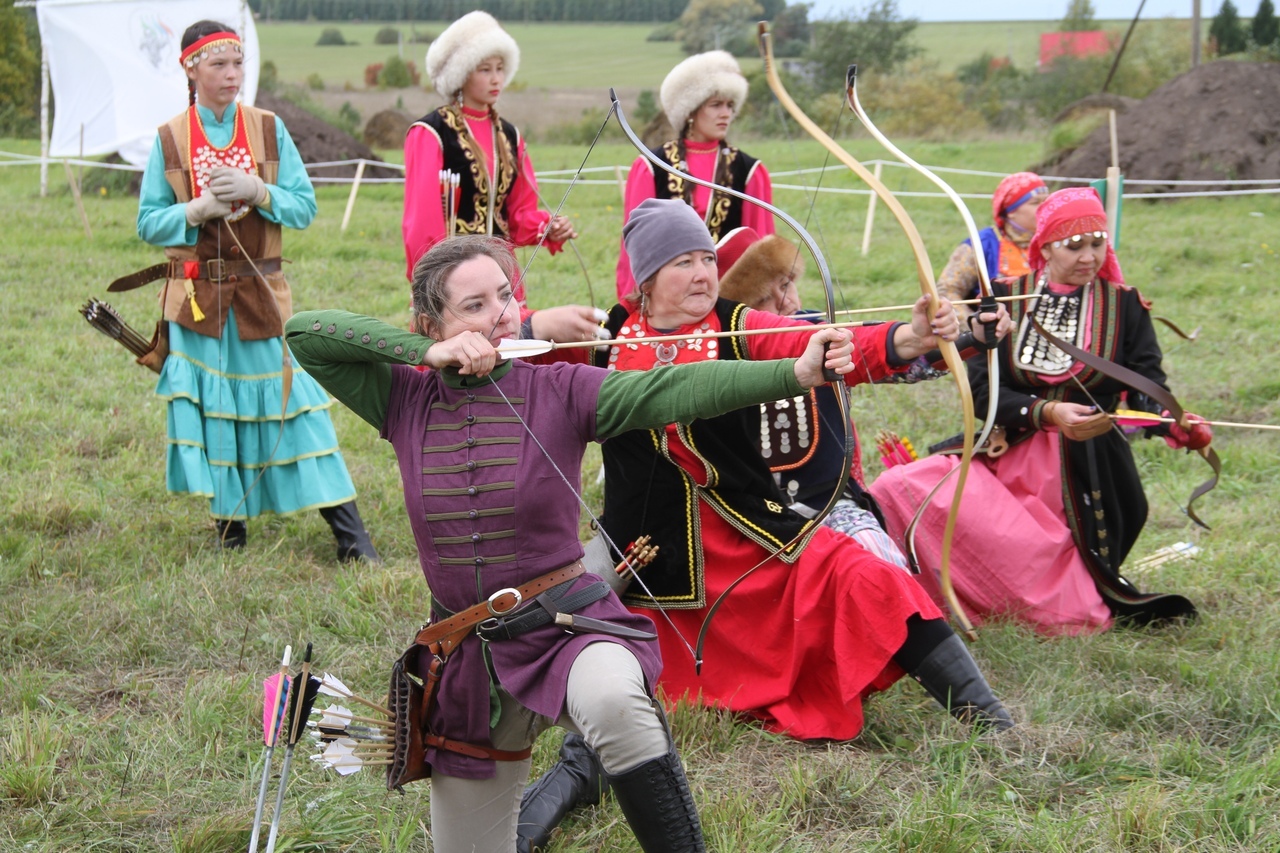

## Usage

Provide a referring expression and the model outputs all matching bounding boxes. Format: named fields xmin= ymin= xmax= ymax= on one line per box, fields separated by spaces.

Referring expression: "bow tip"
xmin=846 ymin=65 xmax=859 ymax=87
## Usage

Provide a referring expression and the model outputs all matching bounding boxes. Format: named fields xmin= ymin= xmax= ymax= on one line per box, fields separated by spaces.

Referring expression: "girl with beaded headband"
xmin=403 ymin=11 xmax=605 ymax=346
xmin=130 ymin=19 xmax=377 ymax=559
xmin=614 ymin=51 xmax=776 ymax=302
xmin=872 ymin=187 xmax=1211 ymax=635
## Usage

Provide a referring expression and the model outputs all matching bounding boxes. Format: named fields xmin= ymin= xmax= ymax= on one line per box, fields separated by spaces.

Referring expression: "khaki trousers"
xmin=429 ymin=640 xmax=669 ymax=853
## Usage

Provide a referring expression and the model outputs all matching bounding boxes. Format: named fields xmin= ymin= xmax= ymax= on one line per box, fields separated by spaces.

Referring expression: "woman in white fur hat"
xmin=405 ymin=11 xmax=602 ymax=344
xmin=614 ymin=50 xmax=776 ymax=301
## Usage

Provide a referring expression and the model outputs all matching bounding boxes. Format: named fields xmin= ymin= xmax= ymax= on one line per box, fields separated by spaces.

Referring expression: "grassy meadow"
xmin=257 ymin=21 xmax=687 ymax=90
xmin=3 ymin=123 xmax=1280 ymax=852
xmin=255 ymin=16 xmax=1210 ymax=90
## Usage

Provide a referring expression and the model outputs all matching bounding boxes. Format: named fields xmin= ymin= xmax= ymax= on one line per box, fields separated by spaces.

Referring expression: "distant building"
xmin=1039 ymin=31 xmax=1112 ymax=68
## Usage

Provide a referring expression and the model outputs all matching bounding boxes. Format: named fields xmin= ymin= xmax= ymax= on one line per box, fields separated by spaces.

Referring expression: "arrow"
xmin=1111 ymin=410 xmax=1280 ymax=431
xmin=247 ymin=645 xmax=291 ymax=853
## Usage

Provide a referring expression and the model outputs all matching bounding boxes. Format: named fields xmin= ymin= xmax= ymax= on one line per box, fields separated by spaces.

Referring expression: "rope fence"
xmin=6 ymin=150 xmax=1278 ymax=239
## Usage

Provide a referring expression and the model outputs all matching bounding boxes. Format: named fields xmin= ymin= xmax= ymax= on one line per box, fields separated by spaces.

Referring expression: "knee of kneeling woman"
xmin=564 ymin=642 xmax=670 ymax=774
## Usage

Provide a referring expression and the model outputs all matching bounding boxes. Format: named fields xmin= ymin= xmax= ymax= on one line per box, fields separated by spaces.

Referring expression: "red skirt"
xmin=636 ymin=504 xmax=942 ymax=741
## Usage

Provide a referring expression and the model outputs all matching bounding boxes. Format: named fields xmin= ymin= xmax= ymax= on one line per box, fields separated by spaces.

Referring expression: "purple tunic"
xmin=382 ymin=360 xmax=664 ymax=779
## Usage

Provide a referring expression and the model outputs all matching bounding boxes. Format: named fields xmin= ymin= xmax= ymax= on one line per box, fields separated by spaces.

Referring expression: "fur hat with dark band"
xmin=425 ymin=11 xmax=520 ymax=100
xmin=717 ymin=229 xmax=806 ymax=309
xmin=660 ymin=50 xmax=748 ymax=132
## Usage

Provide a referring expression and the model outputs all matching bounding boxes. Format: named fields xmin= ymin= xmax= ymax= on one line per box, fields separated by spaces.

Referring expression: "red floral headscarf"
xmin=1028 ymin=187 xmax=1125 ymax=286
xmin=992 ymin=171 xmax=1047 ymax=231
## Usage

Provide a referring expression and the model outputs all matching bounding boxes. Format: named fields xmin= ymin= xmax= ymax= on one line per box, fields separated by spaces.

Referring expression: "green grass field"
xmin=256 ymin=17 xmax=1210 ymax=89
xmin=257 ymin=21 xmax=686 ymax=90
xmin=3 ymin=130 xmax=1280 ymax=850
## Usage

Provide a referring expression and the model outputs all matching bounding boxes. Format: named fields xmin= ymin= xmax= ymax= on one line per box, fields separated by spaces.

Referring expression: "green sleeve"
xmin=284 ymin=310 xmax=433 ymax=431
xmin=595 ymin=358 xmax=806 ymax=439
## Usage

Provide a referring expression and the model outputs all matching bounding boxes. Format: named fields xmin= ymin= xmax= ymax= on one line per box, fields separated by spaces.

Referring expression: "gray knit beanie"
xmin=623 ymin=198 xmax=717 ymax=290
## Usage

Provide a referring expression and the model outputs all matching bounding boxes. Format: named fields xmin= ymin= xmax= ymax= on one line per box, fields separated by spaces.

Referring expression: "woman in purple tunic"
xmin=283 ymin=235 xmax=856 ymax=853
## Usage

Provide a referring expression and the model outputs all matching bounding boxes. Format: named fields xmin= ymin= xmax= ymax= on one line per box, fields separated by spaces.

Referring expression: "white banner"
xmin=37 ymin=0 xmax=258 ymax=165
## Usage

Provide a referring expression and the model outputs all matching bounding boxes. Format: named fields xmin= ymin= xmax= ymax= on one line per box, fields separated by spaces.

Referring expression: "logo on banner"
xmin=131 ymin=11 xmax=177 ymax=70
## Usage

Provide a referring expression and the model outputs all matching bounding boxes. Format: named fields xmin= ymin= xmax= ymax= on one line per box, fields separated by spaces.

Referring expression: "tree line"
xmin=249 ymin=0 xmax=689 ymax=22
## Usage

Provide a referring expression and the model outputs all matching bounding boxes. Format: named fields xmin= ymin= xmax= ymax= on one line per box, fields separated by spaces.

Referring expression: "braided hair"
xmin=181 ymin=20 xmax=236 ymax=107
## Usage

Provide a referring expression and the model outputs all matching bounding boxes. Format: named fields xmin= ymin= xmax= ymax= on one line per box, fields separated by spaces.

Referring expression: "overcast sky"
xmin=805 ymin=0 xmax=1234 ymax=22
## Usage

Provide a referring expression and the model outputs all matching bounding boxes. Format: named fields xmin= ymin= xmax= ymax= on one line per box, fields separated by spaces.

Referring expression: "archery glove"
xmin=185 ymin=193 xmax=235 ymax=226
xmin=1163 ymin=410 xmax=1213 ymax=450
xmin=208 ymin=167 xmax=268 ymax=206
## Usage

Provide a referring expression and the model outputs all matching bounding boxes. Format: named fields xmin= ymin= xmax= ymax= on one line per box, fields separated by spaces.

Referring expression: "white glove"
xmin=184 ymin=192 xmax=235 ymax=226
xmin=208 ymin=167 xmax=268 ymax=205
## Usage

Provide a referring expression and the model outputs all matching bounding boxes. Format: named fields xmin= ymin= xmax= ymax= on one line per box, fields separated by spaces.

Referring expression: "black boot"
xmin=215 ymin=519 xmax=246 ymax=550
xmin=909 ymin=634 xmax=1015 ymax=732
xmin=606 ymin=745 xmax=705 ymax=853
xmin=516 ymin=733 xmax=608 ymax=853
xmin=318 ymin=502 xmax=379 ymax=563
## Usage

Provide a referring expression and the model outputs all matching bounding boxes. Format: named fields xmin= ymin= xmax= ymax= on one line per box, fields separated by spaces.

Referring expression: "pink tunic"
xmin=615 ymin=140 xmax=775 ymax=300
xmin=402 ymin=108 xmax=562 ymax=286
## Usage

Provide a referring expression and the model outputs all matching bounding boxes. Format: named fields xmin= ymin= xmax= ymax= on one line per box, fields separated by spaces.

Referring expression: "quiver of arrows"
xmin=80 ymin=298 xmax=168 ymax=373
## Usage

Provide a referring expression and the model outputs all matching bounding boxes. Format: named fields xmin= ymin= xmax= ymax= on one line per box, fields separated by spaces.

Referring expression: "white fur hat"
xmin=425 ymin=11 xmax=520 ymax=100
xmin=659 ymin=50 xmax=748 ymax=132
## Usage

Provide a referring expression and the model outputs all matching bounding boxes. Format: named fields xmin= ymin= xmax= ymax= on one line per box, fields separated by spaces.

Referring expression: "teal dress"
xmin=137 ymin=103 xmax=357 ymax=519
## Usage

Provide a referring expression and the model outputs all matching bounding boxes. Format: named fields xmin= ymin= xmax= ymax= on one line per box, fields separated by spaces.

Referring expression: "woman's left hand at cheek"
xmin=795 ymin=328 xmax=854 ymax=389
xmin=423 ymin=330 xmax=499 ymax=377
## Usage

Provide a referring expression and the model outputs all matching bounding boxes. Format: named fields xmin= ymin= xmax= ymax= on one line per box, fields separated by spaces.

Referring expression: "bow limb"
xmin=1029 ymin=315 xmax=1220 ymax=529
xmin=845 ymin=64 xmax=1001 ymax=455
xmin=758 ymin=24 xmax=976 ymax=638
xmin=610 ymin=89 xmax=855 ymax=670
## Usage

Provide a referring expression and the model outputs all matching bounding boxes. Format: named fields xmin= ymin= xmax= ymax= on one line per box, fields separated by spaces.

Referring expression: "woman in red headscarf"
xmin=938 ymin=172 xmax=1048 ymax=319
xmin=871 ymin=188 xmax=1210 ymax=635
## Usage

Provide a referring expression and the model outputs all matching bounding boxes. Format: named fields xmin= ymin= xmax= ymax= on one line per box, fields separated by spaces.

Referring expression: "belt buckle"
xmin=486 ymin=587 xmax=522 ymax=616
xmin=206 ymin=258 xmax=226 ymax=282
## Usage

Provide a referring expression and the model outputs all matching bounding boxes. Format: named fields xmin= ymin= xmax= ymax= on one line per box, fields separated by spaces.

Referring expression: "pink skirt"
xmin=869 ymin=430 xmax=1112 ymax=636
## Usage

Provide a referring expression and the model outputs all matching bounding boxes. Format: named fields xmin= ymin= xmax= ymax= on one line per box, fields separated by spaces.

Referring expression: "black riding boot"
xmin=516 ymin=733 xmax=608 ymax=853
xmin=909 ymin=633 xmax=1015 ymax=731
xmin=606 ymin=745 xmax=705 ymax=853
xmin=318 ymin=501 xmax=379 ymax=563
xmin=215 ymin=519 xmax=247 ymax=550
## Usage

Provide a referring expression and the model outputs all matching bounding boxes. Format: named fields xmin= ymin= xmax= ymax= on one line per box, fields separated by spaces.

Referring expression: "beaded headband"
xmin=180 ymin=32 xmax=242 ymax=69
xmin=1050 ymin=230 xmax=1108 ymax=248
xmin=1005 ymin=186 xmax=1049 ymax=214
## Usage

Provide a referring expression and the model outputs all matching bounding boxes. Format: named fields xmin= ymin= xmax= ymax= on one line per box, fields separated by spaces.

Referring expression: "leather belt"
xmin=108 ymin=257 xmax=284 ymax=292
xmin=476 ymin=580 xmax=656 ymax=642
xmin=414 ymin=561 xmax=586 ymax=656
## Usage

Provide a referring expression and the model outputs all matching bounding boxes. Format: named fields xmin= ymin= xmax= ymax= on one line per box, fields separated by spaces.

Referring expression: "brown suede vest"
xmin=157 ymin=104 xmax=289 ymax=340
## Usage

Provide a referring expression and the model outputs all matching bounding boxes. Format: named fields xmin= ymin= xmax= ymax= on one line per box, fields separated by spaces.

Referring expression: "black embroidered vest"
xmin=596 ymin=299 xmax=812 ymax=609
xmin=650 ymin=141 xmax=758 ymax=243
xmin=416 ymin=106 xmax=521 ymax=238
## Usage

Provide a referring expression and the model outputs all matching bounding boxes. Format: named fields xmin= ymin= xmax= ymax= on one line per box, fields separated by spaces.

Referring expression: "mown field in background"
xmin=3 ymin=132 xmax=1280 ymax=851
xmin=257 ymin=21 xmax=686 ymax=90
xmin=256 ymin=17 xmax=1207 ymax=89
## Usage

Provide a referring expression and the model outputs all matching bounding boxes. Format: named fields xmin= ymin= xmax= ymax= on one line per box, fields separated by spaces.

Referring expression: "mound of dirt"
xmin=363 ymin=109 xmax=412 ymax=149
xmin=1045 ymin=61 xmax=1280 ymax=192
xmin=256 ymin=91 xmax=401 ymax=181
